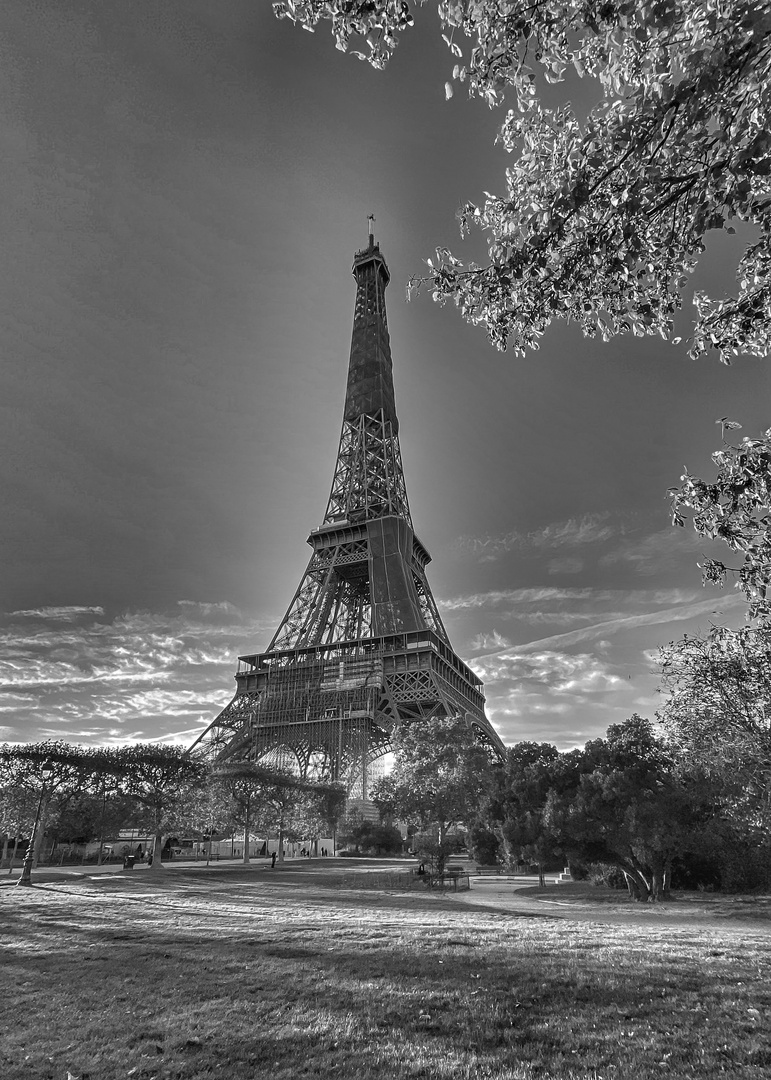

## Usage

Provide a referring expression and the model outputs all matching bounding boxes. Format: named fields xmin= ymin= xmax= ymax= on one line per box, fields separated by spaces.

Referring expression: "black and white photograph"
xmin=3 ymin=3 xmax=771 ymax=1078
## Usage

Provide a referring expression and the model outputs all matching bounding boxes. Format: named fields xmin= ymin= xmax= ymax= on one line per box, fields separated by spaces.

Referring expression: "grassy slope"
xmin=2 ymin=866 xmax=771 ymax=1080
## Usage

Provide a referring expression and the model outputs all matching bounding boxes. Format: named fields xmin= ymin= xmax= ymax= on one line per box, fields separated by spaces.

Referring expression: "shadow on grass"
xmin=1 ymin=873 xmax=554 ymax=956
xmin=4 ymin=888 xmax=771 ymax=1080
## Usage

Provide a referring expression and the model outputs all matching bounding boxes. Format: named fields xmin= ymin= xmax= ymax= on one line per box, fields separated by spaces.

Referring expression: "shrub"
xmin=469 ymin=826 xmax=500 ymax=866
xmin=588 ymin=863 xmax=628 ymax=890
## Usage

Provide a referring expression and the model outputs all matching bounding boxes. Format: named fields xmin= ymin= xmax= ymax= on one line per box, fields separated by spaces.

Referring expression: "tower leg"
xmin=361 ymin=724 xmax=368 ymax=801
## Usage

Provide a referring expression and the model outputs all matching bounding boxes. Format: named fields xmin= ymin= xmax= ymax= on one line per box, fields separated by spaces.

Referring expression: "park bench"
xmin=473 ymin=866 xmax=502 ymax=876
xmin=428 ymin=866 xmax=471 ymax=891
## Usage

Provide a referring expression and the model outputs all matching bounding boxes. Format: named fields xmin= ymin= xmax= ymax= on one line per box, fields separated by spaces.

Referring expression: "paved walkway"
xmin=0 ymin=856 xmax=274 ymax=885
xmin=4 ymin=859 xmax=770 ymax=936
xmin=445 ymin=877 xmax=771 ymax=936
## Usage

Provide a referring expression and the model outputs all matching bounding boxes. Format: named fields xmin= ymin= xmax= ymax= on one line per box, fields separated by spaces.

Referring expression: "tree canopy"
xmin=109 ymin=744 xmax=207 ymax=868
xmin=0 ymin=741 xmax=98 ymax=866
xmin=671 ymin=424 xmax=771 ymax=621
xmin=659 ymin=625 xmax=771 ymax=834
xmin=371 ymin=715 xmax=493 ymax=846
xmin=212 ymin=761 xmax=345 ymax=861
xmin=662 ymin=418 xmax=771 ymax=846
xmin=484 ymin=741 xmax=560 ymax=884
xmin=275 ymin=0 xmax=771 ymax=360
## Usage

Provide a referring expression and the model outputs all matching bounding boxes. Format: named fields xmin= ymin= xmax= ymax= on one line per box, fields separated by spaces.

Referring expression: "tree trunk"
xmin=242 ymin=797 xmax=251 ymax=865
xmin=97 ymin=788 xmax=108 ymax=865
xmin=8 ymin=835 xmax=21 ymax=873
xmin=650 ymin=861 xmax=666 ymax=902
xmin=0 ymin=834 xmax=8 ymax=869
xmin=538 ymin=862 xmax=546 ymax=887
xmin=148 ymin=833 xmax=164 ymax=871
xmin=651 ymin=860 xmax=673 ymax=902
xmin=278 ymin=811 xmax=285 ymax=863
xmin=651 ymin=868 xmax=663 ymax=902
xmin=32 ymin=794 xmax=51 ymax=868
xmin=622 ymin=867 xmax=651 ymax=902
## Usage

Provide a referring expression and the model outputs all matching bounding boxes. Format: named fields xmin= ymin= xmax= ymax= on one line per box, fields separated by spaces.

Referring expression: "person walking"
xmin=271 ymin=850 xmax=277 ymax=869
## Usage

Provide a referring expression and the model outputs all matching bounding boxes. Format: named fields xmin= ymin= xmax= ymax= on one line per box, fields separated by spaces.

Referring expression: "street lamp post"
xmin=16 ymin=761 xmax=54 ymax=887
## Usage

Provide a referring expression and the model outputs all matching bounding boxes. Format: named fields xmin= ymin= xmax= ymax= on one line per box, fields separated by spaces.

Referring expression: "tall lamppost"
xmin=16 ymin=760 xmax=54 ymax=887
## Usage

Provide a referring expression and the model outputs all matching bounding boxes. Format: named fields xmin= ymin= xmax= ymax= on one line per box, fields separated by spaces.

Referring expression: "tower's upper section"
xmin=322 ymin=226 xmax=412 ymax=528
xmin=344 ymin=231 xmax=398 ymax=434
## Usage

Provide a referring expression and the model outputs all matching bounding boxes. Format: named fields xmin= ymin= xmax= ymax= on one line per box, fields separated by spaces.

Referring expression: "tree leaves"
xmin=374 ymin=715 xmax=493 ymax=835
xmin=277 ymin=1 xmax=771 ymax=360
xmin=658 ymin=626 xmax=771 ymax=834
xmin=670 ymin=425 xmax=771 ymax=621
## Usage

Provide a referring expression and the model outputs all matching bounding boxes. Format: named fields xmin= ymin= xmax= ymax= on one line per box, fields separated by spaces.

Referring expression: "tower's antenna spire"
xmin=368 ymin=213 xmax=375 ymax=247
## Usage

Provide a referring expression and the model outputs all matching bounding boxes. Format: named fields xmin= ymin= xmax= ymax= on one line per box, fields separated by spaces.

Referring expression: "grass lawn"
xmin=2 ymin=862 xmax=771 ymax=1080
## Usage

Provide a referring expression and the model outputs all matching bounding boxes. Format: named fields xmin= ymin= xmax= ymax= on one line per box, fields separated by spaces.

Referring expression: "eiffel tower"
xmin=191 ymin=224 xmax=505 ymax=794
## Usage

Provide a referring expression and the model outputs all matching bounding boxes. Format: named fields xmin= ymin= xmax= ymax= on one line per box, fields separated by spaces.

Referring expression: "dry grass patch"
xmin=2 ymin=866 xmax=771 ymax=1079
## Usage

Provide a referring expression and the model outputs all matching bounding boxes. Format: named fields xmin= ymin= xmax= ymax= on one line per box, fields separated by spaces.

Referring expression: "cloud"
xmin=470 ymin=630 xmax=511 ymax=652
xmin=462 ymin=591 xmax=742 ymax=673
xmin=476 ymin=650 xmax=623 ymax=692
xmin=0 ymin=603 xmax=274 ymax=745
xmin=443 ymin=587 xmax=712 ymax=638
xmin=441 ymin=587 xmax=598 ymax=612
xmin=10 ymin=606 xmax=105 ymax=621
xmin=468 ymin=593 xmax=745 ymax=663
xmin=477 ymin=649 xmax=639 ymax=749
xmin=548 ymin=557 xmax=584 ymax=575
xmin=457 ymin=513 xmax=619 ymax=562
xmin=177 ymin=600 xmax=241 ymax=618
xmin=599 ymin=526 xmax=713 ymax=575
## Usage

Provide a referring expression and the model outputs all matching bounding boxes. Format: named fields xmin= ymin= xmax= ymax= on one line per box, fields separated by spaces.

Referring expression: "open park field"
xmin=2 ymin=860 xmax=771 ymax=1080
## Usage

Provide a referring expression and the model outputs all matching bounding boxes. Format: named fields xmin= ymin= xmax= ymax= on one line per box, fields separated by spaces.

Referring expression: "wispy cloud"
xmin=0 ymin=603 xmax=274 ymax=745
xmin=476 ymin=650 xmax=624 ymax=692
xmin=470 ymin=630 xmax=511 ymax=652
xmin=10 ymin=606 xmax=105 ymax=621
xmin=599 ymin=526 xmax=714 ymax=575
xmin=442 ymin=586 xmax=597 ymax=612
xmin=469 ymin=594 xmax=744 ymax=665
xmin=548 ymin=556 xmax=584 ymax=575
xmin=442 ymin=587 xmax=705 ymax=631
xmin=457 ymin=513 xmax=619 ymax=562
xmin=479 ymin=649 xmax=641 ymax=749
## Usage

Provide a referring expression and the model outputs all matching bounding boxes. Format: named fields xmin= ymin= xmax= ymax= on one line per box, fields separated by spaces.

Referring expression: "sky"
xmin=1 ymin=0 xmax=769 ymax=752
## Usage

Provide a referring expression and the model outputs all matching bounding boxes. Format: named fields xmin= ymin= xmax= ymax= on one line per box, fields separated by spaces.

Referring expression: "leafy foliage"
xmin=371 ymin=715 xmax=493 ymax=843
xmin=484 ymin=741 xmax=560 ymax=883
xmin=108 ymin=744 xmax=207 ymax=865
xmin=665 ymin=423 xmax=771 ymax=858
xmin=340 ymin=818 xmax=404 ymax=854
xmin=671 ymin=424 xmax=771 ymax=620
xmin=467 ymin=824 xmax=501 ymax=866
xmin=544 ymin=718 xmax=710 ymax=901
xmin=0 ymin=741 xmax=98 ymax=864
xmin=213 ymin=761 xmax=345 ymax=859
xmin=275 ymin=0 xmax=771 ymax=360
xmin=481 ymin=720 xmax=729 ymax=900
xmin=659 ymin=625 xmax=771 ymax=834
xmin=0 ymin=741 xmax=94 ymax=792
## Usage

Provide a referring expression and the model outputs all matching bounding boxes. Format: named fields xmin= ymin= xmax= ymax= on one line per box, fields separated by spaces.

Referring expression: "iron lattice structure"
xmin=191 ymin=231 xmax=505 ymax=794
